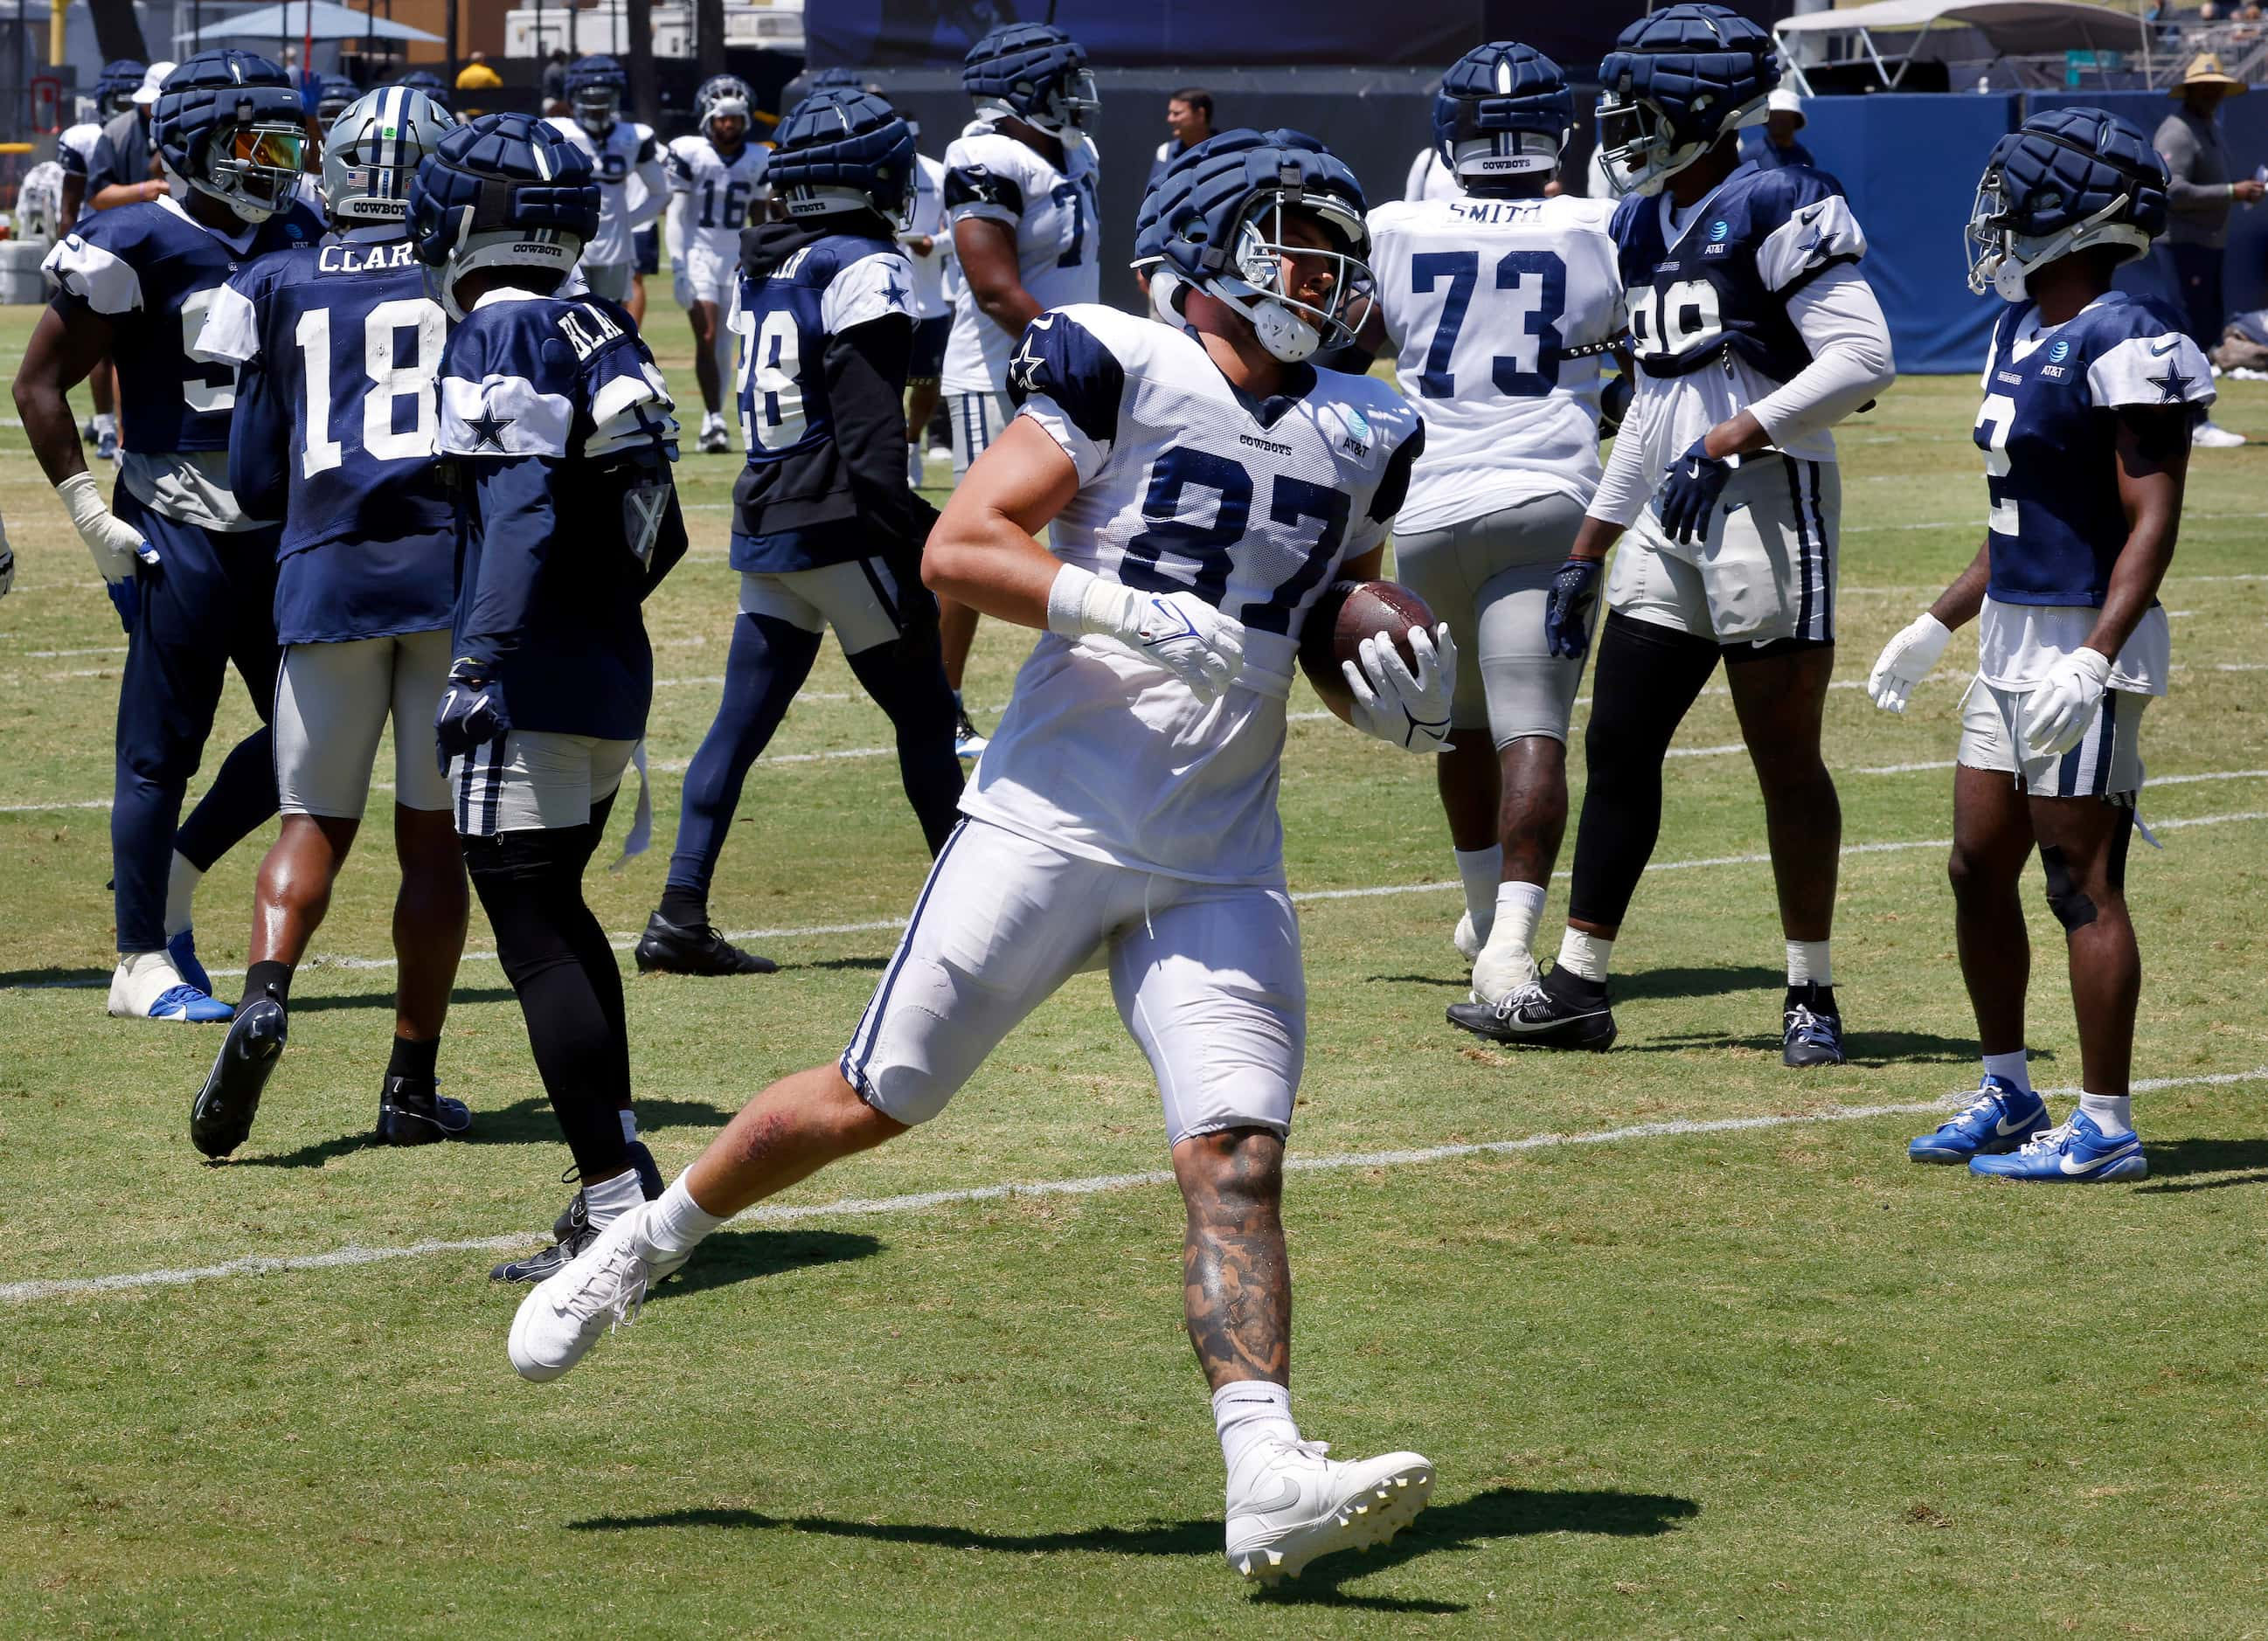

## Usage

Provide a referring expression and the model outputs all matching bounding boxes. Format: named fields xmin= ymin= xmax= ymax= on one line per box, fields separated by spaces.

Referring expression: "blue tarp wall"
xmin=1803 ymin=89 xmax=2268 ymax=374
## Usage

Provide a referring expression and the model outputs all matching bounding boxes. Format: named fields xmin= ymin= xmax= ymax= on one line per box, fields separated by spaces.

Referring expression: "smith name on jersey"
xmin=731 ymin=230 xmax=916 ymax=571
xmin=1972 ymin=291 xmax=2211 ymax=692
xmin=968 ymin=303 xmax=1423 ymax=883
xmin=438 ymin=290 xmax=686 ymax=743
xmin=939 ymin=120 xmax=1100 ymax=395
xmin=44 ymin=195 xmax=323 ymax=463
xmin=197 ymin=227 xmax=457 ymax=647
xmin=1364 ymin=192 xmax=1624 ymax=532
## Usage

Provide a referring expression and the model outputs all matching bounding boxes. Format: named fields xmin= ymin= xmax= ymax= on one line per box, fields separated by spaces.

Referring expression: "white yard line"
xmin=7 ymin=807 xmax=2263 ymax=991
xmin=5 ymin=1064 xmax=2259 ymax=1306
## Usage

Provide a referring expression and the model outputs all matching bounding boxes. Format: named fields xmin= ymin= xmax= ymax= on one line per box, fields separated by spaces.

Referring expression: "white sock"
xmin=1786 ymin=939 xmax=1831 ymax=987
xmin=2078 ymin=1092 xmax=2133 ymax=1137
xmin=164 ymin=852 xmax=202 ymax=940
xmin=641 ymin=1174 xmax=728 ymax=1257
xmin=1491 ymin=879 xmax=1547 ymax=959
xmin=109 ymin=949 xmax=188 ymax=1014
xmin=582 ymin=1167 xmax=646 ymax=1229
xmin=1453 ymin=845 xmax=1502 ymax=938
xmin=619 ymin=1108 xmax=638 ymax=1144
xmin=93 ymin=411 xmax=115 ymax=436
xmin=1555 ymin=928 xmax=1612 ymax=984
xmin=1213 ymin=1380 xmax=1300 ymax=1478
xmin=1981 ymin=1050 xmax=2031 ymax=1095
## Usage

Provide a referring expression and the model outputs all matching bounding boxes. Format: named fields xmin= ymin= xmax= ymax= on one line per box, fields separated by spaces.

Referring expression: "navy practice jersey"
xmin=1976 ymin=292 xmax=2213 ymax=608
xmin=44 ymin=195 xmax=322 ymax=455
xmin=731 ymin=229 xmax=916 ymax=573
xmin=197 ymin=228 xmax=459 ymax=647
xmin=437 ymin=290 xmax=686 ymax=742
xmin=1610 ymin=160 xmax=1862 ymax=384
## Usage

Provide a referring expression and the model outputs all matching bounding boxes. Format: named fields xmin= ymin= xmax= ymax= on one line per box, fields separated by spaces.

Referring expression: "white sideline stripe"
xmin=10 ymin=807 xmax=2265 ymax=991
xmin=1854 ymin=764 xmax=2268 ymax=782
xmin=6 ymin=1065 xmax=2262 ymax=1305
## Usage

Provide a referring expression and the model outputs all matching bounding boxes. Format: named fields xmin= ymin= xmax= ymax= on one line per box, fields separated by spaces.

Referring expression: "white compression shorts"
xmin=274 ymin=627 xmax=454 ymax=818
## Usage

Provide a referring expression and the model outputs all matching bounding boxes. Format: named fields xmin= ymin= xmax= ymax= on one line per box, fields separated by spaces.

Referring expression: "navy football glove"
xmin=433 ymin=658 xmax=510 ymax=772
xmin=1656 ymin=438 xmax=1734 ymax=546
xmin=1543 ymin=555 xmax=1603 ymax=661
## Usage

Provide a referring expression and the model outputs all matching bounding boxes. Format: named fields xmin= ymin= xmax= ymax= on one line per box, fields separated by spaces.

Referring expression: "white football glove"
xmin=1048 ymin=564 xmax=1245 ymax=705
xmin=1865 ymin=611 xmax=1953 ymax=714
xmin=56 ymin=470 xmax=155 ymax=584
xmin=2022 ymin=647 xmax=2112 ymax=758
xmin=1342 ymin=622 xmax=1458 ymax=753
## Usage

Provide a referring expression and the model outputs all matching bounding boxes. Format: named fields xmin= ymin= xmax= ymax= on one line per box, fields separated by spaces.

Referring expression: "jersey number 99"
xmin=1626 ymin=278 xmax=1724 ymax=363
xmin=295 ymin=297 xmax=447 ymax=477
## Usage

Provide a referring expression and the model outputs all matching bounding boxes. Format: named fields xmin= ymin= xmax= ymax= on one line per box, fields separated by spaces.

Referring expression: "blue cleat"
xmin=1909 ymin=1075 xmax=2050 ymax=1164
xmin=149 ymin=984 xmax=235 ymax=1023
xmin=168 ymin=926 xmax=214 ymax=995
xmin=1968 ymin=1110 xmax=2147 ymax=1182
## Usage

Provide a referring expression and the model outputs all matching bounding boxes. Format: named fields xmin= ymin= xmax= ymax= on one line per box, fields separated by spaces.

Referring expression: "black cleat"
xmin=191 ymin=997 xmax=288 ymax=1158
xmin=1781 ymin=983 xmax=1846 ymax=1067
xmin=491 ymin=1142 xmax=664 ymax=1284
xmin=1446 ymin=968 xmax=1618 ymax=1051
xmin=634 ymin=910 xmax=778 ymax=976
xmin=376 ymin=1075 xmax=473 ymax=1146
xmin=954 ymin=705 xmax=988 ymax=759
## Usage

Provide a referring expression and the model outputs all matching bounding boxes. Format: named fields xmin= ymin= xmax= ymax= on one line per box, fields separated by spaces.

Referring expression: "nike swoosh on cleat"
xmin=2060 ymin=1144 xmax=2140 ymax=1174
xmin=1238 ymin=1478 xmax=1305 ymax=1514
xmin=1994 ymin=1112 xmax=2040 ymax=1136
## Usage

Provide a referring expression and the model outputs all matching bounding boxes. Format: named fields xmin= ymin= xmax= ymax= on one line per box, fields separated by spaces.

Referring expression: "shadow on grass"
xmin=0 ymin=966 xmax=108 ymax=990
xmin=2135 ymin=1135 xmax=2268 ymax=1193
xmin=662 ymin=1228 xmax=882 ymax=1298
xmin=288 ymin=987 xmax=517 ymax=1014
xmin=228 ymin=1093 xmax=739 ymax=1169
xmin=1605 ymin=1028 xmax=1973 ymax=1067
xmin=565 ymin=1484 xmax=1699 ymax=1614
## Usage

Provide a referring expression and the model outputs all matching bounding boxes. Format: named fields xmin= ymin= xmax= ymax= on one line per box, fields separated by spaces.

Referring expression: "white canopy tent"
xmin=174 ymin=2 xmax=445 ymax=47
xmin=1774 ymin=0 xmax=2152 ymax=93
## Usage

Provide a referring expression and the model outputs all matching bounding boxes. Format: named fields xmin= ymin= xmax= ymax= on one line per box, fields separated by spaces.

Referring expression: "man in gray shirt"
xmin=2155 ymin=52 xmax=2262 ymax=447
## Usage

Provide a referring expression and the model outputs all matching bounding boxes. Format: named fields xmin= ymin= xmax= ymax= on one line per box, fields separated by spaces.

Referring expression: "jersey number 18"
xmin=295 ymin=297 xmax=447 ymax=477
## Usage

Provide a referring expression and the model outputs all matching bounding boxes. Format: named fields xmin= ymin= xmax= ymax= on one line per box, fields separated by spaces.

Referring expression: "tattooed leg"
xmin=1172 ymin=1127 xmax=1291 ymax=1391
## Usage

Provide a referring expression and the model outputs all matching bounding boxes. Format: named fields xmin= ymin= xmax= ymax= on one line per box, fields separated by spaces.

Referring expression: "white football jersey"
xmin=663 ymin=135 xmax=767 ymax=268
xmin=1404 ymin=147 xmax=1464 ymax=204
xmin=899 ymin=151 xmax=952 ymax=319
xmin=545 ymin=115 xmax=660 ymax=267
xmin=966 ymin=304 xmax=1424 ymax=883
xmin=1365 ymin=193 xmax=1623 ymax=532
xmin=939 ymin=120 xmax=1100 ymax=395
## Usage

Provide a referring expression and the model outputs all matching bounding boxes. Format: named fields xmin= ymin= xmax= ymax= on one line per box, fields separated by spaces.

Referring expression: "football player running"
xmin=546 ymin=56 xmax=664 ymax=307
xmin=13 ymin=52 xmax=324 ymax=1024
xmin=1355 ymin=42 xmax=1624 ymax=1013
xmin=635 ymin=90 xmax=961 ymax=976
xmin=510 ymin=129 xmax=1451 ymax=1586
xmin=1884 ymin=112 xmax=2199 ymax=1183
xmin=406 ymin=114 xmax=689 ymax=1278
xmin=184 ymin=86 xmax=473 ymax=1159
xmin=1496 ymin=4 xmax=1896 ymax=1062
xmin=665 ymin=73 xmax=768 ymax=454
xmin=937 ymin=21 xmax=1104 ymax=757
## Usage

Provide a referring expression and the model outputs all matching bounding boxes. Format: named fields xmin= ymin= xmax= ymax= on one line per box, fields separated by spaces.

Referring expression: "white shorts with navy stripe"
xmin=1958 ymin=678 xmax=2148 ymax=799
xmin=451 ymin=730 xmax=636 ymax=838
xmin=1607 ymin=454 xmax=1840 ymax=647
xmin=739 ymin=558 xmax=909 ymax=656
xmin=838 ymin=817 xmax=1306 ymax=1147
xmin=947 ymin=390 xmax=1014 ymax=479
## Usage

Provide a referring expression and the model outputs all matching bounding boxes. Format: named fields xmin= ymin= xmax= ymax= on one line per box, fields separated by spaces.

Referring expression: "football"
xmin=1298 ymin=579 xmax=1439 ymax=724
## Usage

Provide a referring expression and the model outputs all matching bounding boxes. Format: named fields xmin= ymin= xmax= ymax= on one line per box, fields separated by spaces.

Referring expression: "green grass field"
xmin=3 ymin=304 xmax=2265 ymax=1638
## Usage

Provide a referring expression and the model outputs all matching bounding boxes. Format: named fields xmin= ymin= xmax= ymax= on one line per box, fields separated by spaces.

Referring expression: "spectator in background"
xmin=542 ymin=49 xmax=571 ymax=114
xmin=456 ymin=52 xmax=503 ymax=98
xmin=1146 ymin=87 xmax=1214 ymax=194
xmin=2156 ymin=52 xmax=2261 ymax=447
xmin=86 ymin=60 xmax=172 ymax=211
xmin=1743 ymin=87 xmax=1814 ymax=170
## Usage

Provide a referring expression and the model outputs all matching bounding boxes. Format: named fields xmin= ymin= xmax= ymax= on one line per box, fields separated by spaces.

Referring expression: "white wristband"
xmin=1046 ymin=562 xmax=1100 ymax=640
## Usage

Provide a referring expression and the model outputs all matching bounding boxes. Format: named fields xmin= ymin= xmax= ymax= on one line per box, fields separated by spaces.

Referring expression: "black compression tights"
xmin=1566 ymin=612 xmax=1725 ymax=931
xmin=461 ymin=793 xmax=632 ymax=1182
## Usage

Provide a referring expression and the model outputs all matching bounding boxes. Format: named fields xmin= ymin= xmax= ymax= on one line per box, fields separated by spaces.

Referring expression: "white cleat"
xmin=1453 ymin=911 xmax=1485 ymax=964
xmin=1224 ymin=1438 xmax=1434 ymax=1585
xmin=508 ymin=1201 xmax=687 ymax=1382
xmin=2192 ymin=419 xmax=2246 ymax=449
xmin=698 ymin=412 xmax=731 ymax=454
xmin=1467 ymin=940 xmax=1539 ymax=1007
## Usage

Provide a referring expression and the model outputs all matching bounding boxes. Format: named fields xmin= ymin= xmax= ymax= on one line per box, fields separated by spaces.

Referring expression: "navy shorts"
xmin=634 ymin=224 xmax=660 ymax=276
xmin=908 ymin=315 xmax=950 ymax=382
